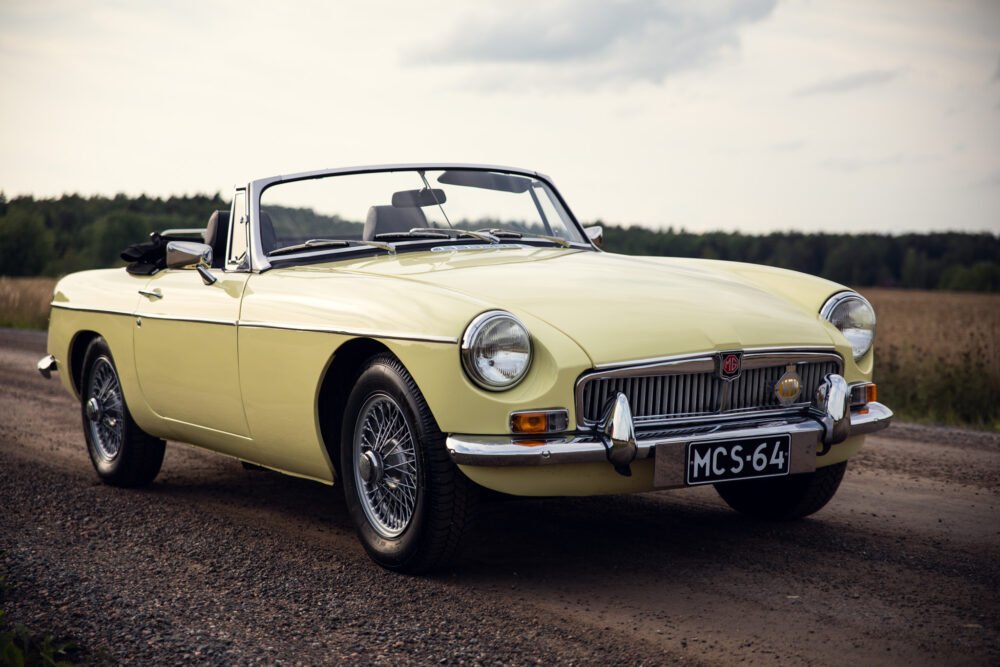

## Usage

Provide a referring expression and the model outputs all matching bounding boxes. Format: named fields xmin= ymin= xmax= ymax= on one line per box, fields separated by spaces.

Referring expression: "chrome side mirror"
xmin=584 ymin=225 xmax=603 ymax=248
xmin=165 ymin=241 xmax=217 ymax=285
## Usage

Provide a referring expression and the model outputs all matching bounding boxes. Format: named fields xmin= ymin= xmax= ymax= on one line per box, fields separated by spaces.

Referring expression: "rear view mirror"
xmin=391 ymin=188 xmax=447 ymax=207
xmin=437 ymin=171 xmax=532 ymax=193
xmin=166 ymin=241 xmax=217 ymax=285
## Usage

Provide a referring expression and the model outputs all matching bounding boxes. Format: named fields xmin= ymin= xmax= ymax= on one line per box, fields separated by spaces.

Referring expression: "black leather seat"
xmin=203 ymin=210 xmax=230 ymax=269
xmin=363 ymin=206 xmax=428 ymax=240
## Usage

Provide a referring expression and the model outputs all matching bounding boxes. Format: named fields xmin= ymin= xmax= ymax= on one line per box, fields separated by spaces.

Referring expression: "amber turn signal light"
xmin=511 ymin=413 xmax=547 ymax=434
xmin=509 ymin=409 xmax=569 ymax=435
xmin=849 ymin=382 xmax=877 ymax=408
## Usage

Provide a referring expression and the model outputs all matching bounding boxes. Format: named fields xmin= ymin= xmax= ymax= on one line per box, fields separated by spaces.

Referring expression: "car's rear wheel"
xmin=714 ymin=462 xmax=847 ymax=520
xmin=340 ymin=353 xmax=475 ymax=573
xmin=81 ymin=337 xmax=165 ymax=487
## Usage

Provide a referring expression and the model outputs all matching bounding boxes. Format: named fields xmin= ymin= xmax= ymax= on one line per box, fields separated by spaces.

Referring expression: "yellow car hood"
xmin=340 ymin=247 xmax=841 ymax=366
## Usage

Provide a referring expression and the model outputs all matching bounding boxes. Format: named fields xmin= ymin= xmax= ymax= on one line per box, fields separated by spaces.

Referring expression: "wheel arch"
xmin=69 ymin=329 xmax=102 ymax=395
xmin=317 ymin=337 xmax=395 ymax=480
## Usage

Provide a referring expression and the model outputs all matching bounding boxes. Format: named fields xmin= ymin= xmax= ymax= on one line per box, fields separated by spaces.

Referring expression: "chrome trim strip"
xmin=630 ymin=405 xmax=818 ymax=426
xmin=137 ymin=313 xmax=235 ymax=326
xmin=251 ymin=163 xmax=543 ymax=191
xmin=237 ymin=320 xmax=459 ymax=344
xmin=54 ymin=303 xmax=235 ymax=326
xmin=592 ymin=346 xmax=840 ymax=372
xmin=51 ymin=303 xmax=133 ymax=317
xmin=593 ymin=355 xmax=716 ymax=377
xmin=447 ymin=402 xmax=892 ymax=468
xmin=49 ymin=304 xmax=457 ymax=342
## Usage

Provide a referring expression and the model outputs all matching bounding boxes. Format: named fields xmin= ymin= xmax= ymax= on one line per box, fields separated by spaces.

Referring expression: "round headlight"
xmin=821 ymin=292 xmax=876 ymax=360
xmin=461 ymin=311 xmax=532 ymax=390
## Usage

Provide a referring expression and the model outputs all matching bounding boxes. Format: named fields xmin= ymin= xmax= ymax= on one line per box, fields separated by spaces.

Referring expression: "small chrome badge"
xmin=718 ymin=351 xmax=743 ymax=381
xmin=774 ymin=364 xmax=803 ymax=406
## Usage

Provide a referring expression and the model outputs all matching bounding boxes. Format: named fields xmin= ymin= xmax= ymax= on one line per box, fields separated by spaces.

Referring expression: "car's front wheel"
xmin=714 ymin=462 xmax=847 ymax=520
xmin=340 ymin=354 xmax=476 ymax=573
xmin=80 ymin=337 xmax=165 ymax=487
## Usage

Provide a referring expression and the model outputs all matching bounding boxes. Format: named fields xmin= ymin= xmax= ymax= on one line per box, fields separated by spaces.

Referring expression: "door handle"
xmin=138 ymin=289 xmax=163 ymax=300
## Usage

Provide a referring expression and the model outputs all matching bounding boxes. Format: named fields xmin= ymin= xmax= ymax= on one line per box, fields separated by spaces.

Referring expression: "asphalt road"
xmin=1 ymin=328 xmax=998 ymax=665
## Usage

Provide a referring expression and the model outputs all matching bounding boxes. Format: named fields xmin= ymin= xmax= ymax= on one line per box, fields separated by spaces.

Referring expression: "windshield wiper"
xmin=456 ymin=229 xmax=499 ymax=244
xmin=268 ymin=238 xmax=395 ymax=257
xmin=374 ymin=229 xmax=451 ymax=241
xmin=475 ymin=228 xmax=572 ymax=248
xmin=375 ymin=228 xmax=500 ymax=244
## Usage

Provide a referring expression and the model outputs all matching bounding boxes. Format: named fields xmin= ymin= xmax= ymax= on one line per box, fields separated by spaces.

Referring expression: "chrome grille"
xmin=582 ymin=373 xmax=721 ymax=422
xmin=578 ymin=353 xmax=841 ymax=426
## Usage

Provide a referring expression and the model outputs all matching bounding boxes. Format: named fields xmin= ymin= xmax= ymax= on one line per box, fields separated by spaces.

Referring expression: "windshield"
xmin=258 ymin=169 xmax=585 ymax=257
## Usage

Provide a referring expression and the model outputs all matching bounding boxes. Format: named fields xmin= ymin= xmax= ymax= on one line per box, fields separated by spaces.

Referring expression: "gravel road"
xmin=1 ymin=328 xmax=998 ymax=665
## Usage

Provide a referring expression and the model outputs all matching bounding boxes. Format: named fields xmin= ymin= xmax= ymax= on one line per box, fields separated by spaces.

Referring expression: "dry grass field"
xmin=861 ymin=288 xmax=999 ymax=429
xmin=0 ymin=277 xmax=56 ymax=330
xmin=0 ymin=278 xmax=995 ymax=428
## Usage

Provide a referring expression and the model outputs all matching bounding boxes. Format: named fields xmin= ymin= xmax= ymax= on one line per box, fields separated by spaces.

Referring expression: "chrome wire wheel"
xmin=352 ymin=392 xmax=420 ymax=538
xmin=84 ymin=357 xmax=125 ymax=462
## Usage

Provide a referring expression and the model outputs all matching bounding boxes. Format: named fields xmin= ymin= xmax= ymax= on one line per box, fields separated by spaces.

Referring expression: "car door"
xmin=133 ymin=265 xmax=252 ymax=455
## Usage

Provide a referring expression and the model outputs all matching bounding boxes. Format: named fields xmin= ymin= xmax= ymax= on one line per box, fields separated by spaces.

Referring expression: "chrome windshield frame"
xmin=245 ymin=163 xmax=593 ymax=272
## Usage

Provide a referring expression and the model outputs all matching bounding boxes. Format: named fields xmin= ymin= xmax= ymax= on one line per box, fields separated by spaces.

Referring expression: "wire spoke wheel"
xmin=340 ymin=354 xmax=475 ymax=572
xmin=79 ymin=337 xmax=165 ymax=487
xmin=353 ymin=392 xmax=419 ymax=538
xmin=85 ymin=357 xmax=125 ymax=462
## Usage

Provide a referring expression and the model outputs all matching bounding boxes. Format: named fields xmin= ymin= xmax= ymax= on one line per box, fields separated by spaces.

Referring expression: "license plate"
xmin=685 ymin=434 xmax=791 ymax=486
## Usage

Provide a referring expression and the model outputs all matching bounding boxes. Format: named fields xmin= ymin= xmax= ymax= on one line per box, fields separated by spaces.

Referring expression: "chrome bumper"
xmin=37 ymin=354 xmax=58 ymax=379
xmin=447 ymin=401 xmax=892 ymax=469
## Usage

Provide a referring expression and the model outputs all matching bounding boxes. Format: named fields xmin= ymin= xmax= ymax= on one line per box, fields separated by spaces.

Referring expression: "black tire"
xmin=714 ymin=462 xmax=847 ymax=520
xmin=80 ymin=337 xmax=165 ymax=487
xmin=340 ymin=353 xmax=476 ymax=573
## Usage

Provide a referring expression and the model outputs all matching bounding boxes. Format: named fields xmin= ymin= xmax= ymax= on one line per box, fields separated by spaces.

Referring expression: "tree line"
xmin=0 ymin=192 xmax=997 ymax=291
xmin=601 ymin=223 xmax=1000 ymax=292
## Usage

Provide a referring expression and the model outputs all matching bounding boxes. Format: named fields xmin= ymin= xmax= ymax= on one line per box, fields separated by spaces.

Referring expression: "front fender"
xmin=385 ymin=309 xmax=592 ymax=436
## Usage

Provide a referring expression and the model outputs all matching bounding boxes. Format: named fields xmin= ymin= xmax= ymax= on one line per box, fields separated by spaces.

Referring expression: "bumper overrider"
xmin=37 ymin=355 xmax=58 ymax=379
xmin=446 ymin=373 xmax=892 ymax=479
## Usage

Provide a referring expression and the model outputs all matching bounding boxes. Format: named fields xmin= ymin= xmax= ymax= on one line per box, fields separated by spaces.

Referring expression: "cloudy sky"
xmin=1 ymin=0 xmax=998 ymax=234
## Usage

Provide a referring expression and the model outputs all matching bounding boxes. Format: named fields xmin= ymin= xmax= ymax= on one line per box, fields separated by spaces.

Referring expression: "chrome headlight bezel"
xmin=820 ymin=291 xmax=876 ymax=360
xmin=460 ymin=310 xmax=533 ymax=391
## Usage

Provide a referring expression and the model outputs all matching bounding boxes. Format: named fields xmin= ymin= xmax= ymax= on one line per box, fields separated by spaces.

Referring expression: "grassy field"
xmin=0 ymin=277 xmax=55 ymax=330
xmin=0 ymin=278 xmax=995 ymax=429
xmin=861 ymin=288 xmax=999 ymax=430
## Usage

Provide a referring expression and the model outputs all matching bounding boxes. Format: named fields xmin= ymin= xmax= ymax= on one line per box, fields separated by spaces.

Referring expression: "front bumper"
xmin=447 ymin=401 xmax=891 ymax=467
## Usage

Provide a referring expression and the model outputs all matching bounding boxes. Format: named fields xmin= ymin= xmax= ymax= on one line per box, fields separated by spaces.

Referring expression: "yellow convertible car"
xmin=38 ymin=164 xmax=892 ymax=572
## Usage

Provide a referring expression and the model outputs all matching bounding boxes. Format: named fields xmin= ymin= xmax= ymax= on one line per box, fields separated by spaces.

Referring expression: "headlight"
xmin=461 ymin=311 xmax=532 ymax=390
xmin=820 ymin=292 xmax=876 ymax=360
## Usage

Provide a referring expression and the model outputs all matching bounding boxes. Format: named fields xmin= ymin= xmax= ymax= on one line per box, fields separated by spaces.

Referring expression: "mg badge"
xmin=774 ymin=364 xmax=803 ymax=406
xmin=718 ymin=351 xmax=743 ymax=381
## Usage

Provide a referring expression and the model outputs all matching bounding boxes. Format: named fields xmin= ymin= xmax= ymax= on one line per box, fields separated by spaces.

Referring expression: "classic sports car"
xmin=39 ymin=164 xmax=892 ymax=572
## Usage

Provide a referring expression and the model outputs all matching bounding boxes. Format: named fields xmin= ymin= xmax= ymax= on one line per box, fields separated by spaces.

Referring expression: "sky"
xmin=1 ymin=0 xmax=998 ymax=234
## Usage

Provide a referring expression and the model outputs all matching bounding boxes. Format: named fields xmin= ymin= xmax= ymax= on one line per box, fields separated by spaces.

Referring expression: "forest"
xmin=0 ymin=192 xmax=997 ymax=291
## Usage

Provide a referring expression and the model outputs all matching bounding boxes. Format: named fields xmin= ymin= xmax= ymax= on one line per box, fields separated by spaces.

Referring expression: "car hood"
xmin=339 ymin=247 xmax=840 ymax=366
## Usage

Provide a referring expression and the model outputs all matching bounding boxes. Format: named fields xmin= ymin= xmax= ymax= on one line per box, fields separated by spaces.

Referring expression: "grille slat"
xmin=580 ymin=359 xmax=840 ymax=424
